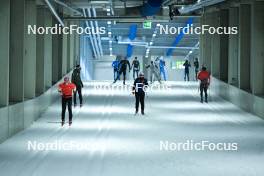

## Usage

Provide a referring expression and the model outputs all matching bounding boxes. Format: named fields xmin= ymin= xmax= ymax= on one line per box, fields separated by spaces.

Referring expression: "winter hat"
xmin=64 ymin=77 xmax=70 ymax=82
xmin=139 ymin=72 xmax=144 ymax=77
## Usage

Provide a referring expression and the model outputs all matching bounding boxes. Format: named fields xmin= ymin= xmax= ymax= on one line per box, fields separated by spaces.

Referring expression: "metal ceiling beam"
xmin=150 ymin=46 xmax=199 ymax=49
xmin=64 ymin=15 xmax=200 ymax=23
xmin=184 ymin=42 xmax=200 ymax=60
xmin=82 ymin=8 xmax=98 ymax=59
xmin=53 ymin=0 xmax=83 ymax=16
xmin=162 ymin=0 xmax=197 ymax=6
xmin=44 ymin=0 xmax=64 ymax=26
xmin=92 ymin=7 xmax=104 ymax=56
xmin=117 ymin=41 xmax=199 ymax=50
xmin=87 ymin=7 xmax=101 ymax=58
xmin=180 ymin=0 xmax=227 ymax=14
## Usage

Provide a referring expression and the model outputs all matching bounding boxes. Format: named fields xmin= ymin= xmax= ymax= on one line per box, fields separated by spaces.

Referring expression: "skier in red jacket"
xmin=58 ymin=77 xmax=76 ymax=126
xmin=197 ymin=66 xmax=211 ymax=103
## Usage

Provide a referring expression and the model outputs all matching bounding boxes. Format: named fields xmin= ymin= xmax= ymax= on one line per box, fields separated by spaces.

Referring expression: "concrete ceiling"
xmin=52 ymin=0 xmax=201 ymax=57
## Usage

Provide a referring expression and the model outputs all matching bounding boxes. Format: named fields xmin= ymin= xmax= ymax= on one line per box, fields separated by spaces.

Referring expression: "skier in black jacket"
xmin=132 ymin=57 xmax=140 ymax=80
xmin=132 ymin=72 xmax=148 ymax=115
xmin=71 ymin=65 xmax=84 ymax=107
xmin=113 ymin=57 xmax=131 ymax=85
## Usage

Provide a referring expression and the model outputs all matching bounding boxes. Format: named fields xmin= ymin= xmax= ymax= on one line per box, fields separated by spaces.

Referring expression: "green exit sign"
xmin=143 ymin=21 xmax=152 ymax=29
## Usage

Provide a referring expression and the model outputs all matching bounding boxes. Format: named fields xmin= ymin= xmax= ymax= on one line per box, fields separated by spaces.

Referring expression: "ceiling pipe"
xmin=92 ymin=7 xmax=104 ymax=56
xmin=150 ymin=46 xmax=199 ymax=49
xmin=87 ymin=7 xmax=101 ymax=58
xmin=82 ymin=8 xmax=98 ymax=59
xmin=64 ymin=16 xmax=199 ymax=22
xmin=162 ymin=0 xmax=197 ymax=6
xmin=44 ymin=0 xmax=65 ymax=26
xmin=179 ymin=0 xmax=227 ymax=14
xmin=53 ymin=0 xmax=83 ymax=16
xmin=117 ymin=41 xmax=199 ymax=50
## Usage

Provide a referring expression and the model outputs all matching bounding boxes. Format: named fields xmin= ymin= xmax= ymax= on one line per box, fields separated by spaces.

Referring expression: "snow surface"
xmin=0 ymin=81 xmax=264 ymax=176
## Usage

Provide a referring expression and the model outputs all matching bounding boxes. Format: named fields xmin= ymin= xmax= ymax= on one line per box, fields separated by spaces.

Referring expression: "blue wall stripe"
xmin=126 ymin=24 xmax=138 ymax=58
xmin=166 ymin=17 xmax=194 ymax=56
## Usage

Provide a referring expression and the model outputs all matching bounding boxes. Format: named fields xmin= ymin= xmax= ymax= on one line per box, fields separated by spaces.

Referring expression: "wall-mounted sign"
xmin=143 ymin=21 xmax=152 ymax=29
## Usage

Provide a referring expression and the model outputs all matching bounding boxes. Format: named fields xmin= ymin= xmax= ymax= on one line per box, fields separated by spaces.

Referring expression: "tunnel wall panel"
xmin=0 ymin=73 xmax=71 ymax=144
xmin=23 ymin=99 xmax=38 ymax=128
xmin=8 ymin=103 xmax=24 ymax=137
xmin=211 ymin=77 xmax=264 ymax=119
xmin=0 ymin=107 xmax=9 ymax=142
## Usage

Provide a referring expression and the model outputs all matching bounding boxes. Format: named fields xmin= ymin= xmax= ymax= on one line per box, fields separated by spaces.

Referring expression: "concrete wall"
xmin=0 ymin=1 xmax=78 ymax=143
xmin=0 ymin=0 xmax=10 ymax=107
xmin=200 ymin=1 xmax=264 ymax=119
xmin=211 ymin=77 xmax=264 ymax=119
xmin=0 ymin=76 xmax=67 ymax=143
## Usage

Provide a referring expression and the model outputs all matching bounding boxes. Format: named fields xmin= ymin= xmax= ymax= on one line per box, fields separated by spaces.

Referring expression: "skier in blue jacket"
xmin=112 ymin=58 xmax=120 ymax=81
xmin=159 ymin=57 xmax=167 ymax=81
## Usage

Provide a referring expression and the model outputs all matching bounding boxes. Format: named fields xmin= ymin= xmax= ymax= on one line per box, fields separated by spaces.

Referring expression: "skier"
xmin=146 ymin=61 xmax=161 ymax=84
xmin=131 ymin=57 xmax=140 ymax=80
xmin=159 ymin=57 xmax=167 ymax=81
xmin=113 ymin=57 xmax=131 ymax=85
xmin=132 ymin=72 xmax=148 ymax=115
xmin=71 ymin=65 xmax=84 ymax=107
xmin=198 ymin=66 xmax=211 ymax=103
xmin=58 ymin=77 xmax=76 ymax=126
xmin=112 ymin=58 xmax=120 ymax=81
xmin=183 ymin=60 xmax=191 ymax=81
xmin=194 ymin=58 xmax=199 ymax=81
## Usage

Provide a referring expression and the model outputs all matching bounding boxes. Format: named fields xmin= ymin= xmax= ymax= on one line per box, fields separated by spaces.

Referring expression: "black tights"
xmin=135 ymin=93 xmax=145 ymax=112
xmin=62 ymin=97 xmax=73 ymax=122
xmin=200 ymin=84 xmax=208 ymax=101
